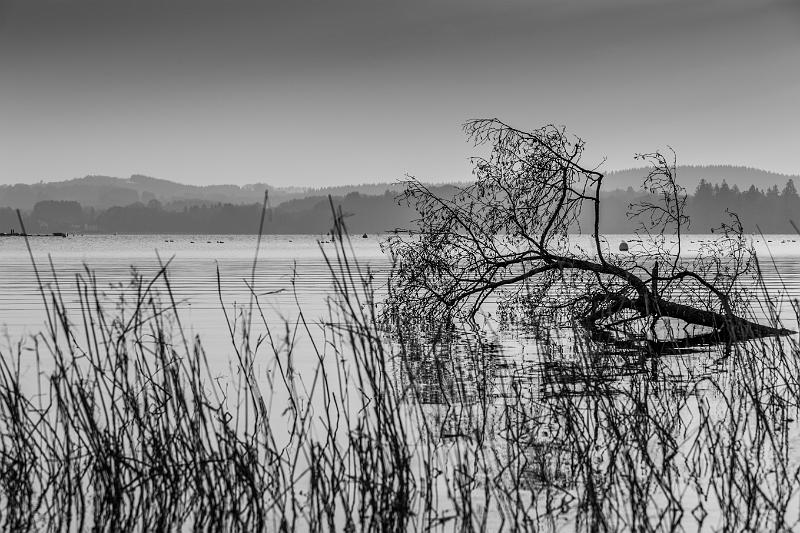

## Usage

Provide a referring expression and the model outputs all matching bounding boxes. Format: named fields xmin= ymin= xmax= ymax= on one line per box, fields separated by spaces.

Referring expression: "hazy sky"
xmin=1 ymin=0 xmax=798 ymax=186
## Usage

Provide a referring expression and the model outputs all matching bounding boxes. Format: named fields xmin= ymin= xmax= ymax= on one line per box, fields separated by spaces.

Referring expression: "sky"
xmin=0 ymin=0 xmax=798 ymax=186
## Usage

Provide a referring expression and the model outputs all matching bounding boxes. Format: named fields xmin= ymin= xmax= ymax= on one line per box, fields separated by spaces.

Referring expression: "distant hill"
xmin=0 ymin=175 xmax=455 ymax=210
xmin=4 ymin=177 xmax=800 ymax=234
xmin=604 ymin=165 xmax=800 ymax=192
xmin=1 ymin=166 xmax=797 ymax=211
xmin=0 ymin=175 xmax=273 ymax=210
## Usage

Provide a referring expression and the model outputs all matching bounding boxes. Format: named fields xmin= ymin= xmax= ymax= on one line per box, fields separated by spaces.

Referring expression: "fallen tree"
xmin=384 ymin=119 xmax=793 ymax=349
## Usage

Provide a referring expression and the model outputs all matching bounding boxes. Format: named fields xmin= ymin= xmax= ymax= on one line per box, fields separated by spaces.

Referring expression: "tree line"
xmin=589 ymin=179 xmax=800 ymax=234
xmin=1 ymin=180 xmax=799 ymax=235
xmin=0 ymin=192 xmax=419 ymax=235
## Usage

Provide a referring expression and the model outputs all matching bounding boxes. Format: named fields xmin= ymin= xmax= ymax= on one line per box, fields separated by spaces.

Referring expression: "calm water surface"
xmin=0 ymin=233 xmax=798 ymax=343
xmin=2 ymin=234 xmax=800 ymax=529
xmin=0 ymin=234 xmax=386 ymax=341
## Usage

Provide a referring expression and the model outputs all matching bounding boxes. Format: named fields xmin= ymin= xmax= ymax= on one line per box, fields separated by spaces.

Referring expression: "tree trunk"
xmin=579 ymin=293 xmax=794 ymax=346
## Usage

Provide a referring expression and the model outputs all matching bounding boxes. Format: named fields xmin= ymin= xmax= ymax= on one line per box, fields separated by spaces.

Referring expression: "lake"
xmin=1 ymin=233 xmax=798 ymax=338
xmin=2 ymin=233 xmax=800 ymax=530
xmin=0 ymin=234 xmax=386 ymax=342
xmin=1 ymin=232 xmax=798 ymax=399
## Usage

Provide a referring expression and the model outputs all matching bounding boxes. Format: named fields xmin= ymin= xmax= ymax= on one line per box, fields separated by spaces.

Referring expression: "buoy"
xmin=619 ymin=241 xmax=629 ymax=251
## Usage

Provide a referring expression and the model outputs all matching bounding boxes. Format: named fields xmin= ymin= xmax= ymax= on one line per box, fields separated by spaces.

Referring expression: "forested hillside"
xmin=2 ymin=180 xmax=800 ymax=235
xmin=2 ymin=166 xmax=797 ymax=212
xmin=0 ymin=175 xmax=412 ymax=210
xmin=604 ymin=165 xmax=799 ymax=193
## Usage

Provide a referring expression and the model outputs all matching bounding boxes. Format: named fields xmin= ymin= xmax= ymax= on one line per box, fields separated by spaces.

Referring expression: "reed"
xmin=1 ymin=216 xmax=800 ymax=531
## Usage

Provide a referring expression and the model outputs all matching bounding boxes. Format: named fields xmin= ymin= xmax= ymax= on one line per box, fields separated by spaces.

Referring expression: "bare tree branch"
xmin=384 ymin=119 xmax=792 ymax=347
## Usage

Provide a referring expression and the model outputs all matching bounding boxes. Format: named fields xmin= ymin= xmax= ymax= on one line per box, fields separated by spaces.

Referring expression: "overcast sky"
xmin=0 ymin=0 xmax=798 ymax=186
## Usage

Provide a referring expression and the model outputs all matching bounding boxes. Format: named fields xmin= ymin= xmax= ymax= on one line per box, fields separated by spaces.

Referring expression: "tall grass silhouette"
xmin=1 ymin=207 xmax=800 ymax=531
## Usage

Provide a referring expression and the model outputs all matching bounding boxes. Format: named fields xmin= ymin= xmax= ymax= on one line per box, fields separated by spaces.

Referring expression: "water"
xmin=2 ymin=233 xmax=800 ymax=529
xmin=0 ymin=232 xmax=797 ymax=381
xmin=0 ymin=234 xmax=387 ymax=344
xmin=1 ymin=233 xmax=797 ymax=332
